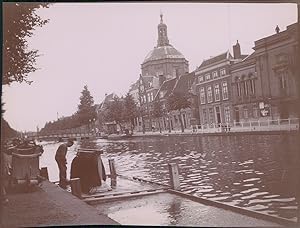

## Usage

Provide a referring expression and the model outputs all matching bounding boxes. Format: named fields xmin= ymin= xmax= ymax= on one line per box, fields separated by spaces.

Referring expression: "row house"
xmin=231 ymin=23 xmax=299 ymax=125
xmin=194 ymin=47 xmax=245 ymax=127
xmin=137 ymin=75 xmax=161 ymax=131
xmin=170 ymin=71 xmax=197 ymax=130
xmin=230 ymin=52 xmax=260 ymax=123
xmin=154 ymin=76 xmax=177 ymax=131
xmin=153 ymin=72 xmax=196 ymax=132
xmin=252 ymin=23 xmax=299 ymax=120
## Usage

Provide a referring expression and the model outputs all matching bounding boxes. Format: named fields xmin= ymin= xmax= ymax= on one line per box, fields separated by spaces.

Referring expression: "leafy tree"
xmin=123 ymin=93 xmax=137 ymax=132
xmin=152 ymin=98 xmax=164 ymax=133
xmin=3 ymin=3 xmax=50 ymax=85
xmin=77 ymin=85 xmax=97 ymax=125
xmin=103 ymin=97 xmax=125 ymax=132
xmin=167 ymin=92 xmax=191 ymax=132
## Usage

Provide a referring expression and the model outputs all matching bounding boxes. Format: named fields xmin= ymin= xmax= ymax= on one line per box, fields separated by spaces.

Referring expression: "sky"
xmin=2 ymin=2 xmax=297 ymax=132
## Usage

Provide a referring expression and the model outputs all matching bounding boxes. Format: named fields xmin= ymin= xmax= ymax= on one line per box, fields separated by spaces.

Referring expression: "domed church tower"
xmin=141 ymin=14 xmax=189 ymax=82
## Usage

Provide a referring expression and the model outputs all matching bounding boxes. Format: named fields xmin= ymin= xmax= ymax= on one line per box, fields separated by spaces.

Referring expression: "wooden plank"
xmin=70 ymin=178 xmax=82 ymax=199
xmin=84 ymin=189 xmax=166 ymax=205
xmin=82 ymin=187 xmax=168 ymax=199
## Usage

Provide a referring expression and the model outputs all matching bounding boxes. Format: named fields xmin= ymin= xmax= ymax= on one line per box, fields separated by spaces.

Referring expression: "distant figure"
xmin=55 ymin=138 xmax=74 ymax=189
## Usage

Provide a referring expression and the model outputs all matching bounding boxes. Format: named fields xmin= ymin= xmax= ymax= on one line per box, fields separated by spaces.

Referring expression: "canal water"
xmin=40 ymin=133 xmax=299 ymax=221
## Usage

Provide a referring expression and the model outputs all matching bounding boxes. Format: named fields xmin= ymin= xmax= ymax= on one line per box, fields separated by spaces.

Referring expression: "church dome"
xmin=143 ymin=45 xmax=185 ymax=63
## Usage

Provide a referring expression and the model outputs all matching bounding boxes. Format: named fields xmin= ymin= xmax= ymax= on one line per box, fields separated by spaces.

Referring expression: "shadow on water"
xmin=92 ymin=133 xmax=299 ymax=220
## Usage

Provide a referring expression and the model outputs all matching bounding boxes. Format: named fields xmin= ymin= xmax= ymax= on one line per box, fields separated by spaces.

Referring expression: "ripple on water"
xmin=240 ymin=188 xmax=260 ymax=194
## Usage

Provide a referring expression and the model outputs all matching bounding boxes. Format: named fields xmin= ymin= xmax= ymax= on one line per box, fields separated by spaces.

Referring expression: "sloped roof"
xmin=98 ymin=93 xmax=118 ymax=111
xmin=172 ymin=72 xmax=195 ymax=95
xmin=154 ymin=77 xmax=177 ymax=100
xmin=199 ymin=51 xmax=233 ymax=69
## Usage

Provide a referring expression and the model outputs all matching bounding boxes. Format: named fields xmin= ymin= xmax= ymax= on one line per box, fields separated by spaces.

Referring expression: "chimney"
xmin=233 ymin=40 xmax=241 ymax=59
xmin=275 ymin=25 xmax=280 ymax=34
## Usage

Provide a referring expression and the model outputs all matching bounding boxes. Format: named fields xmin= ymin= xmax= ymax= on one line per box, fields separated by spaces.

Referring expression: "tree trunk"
xmin=168 ymin=115 xmax=171 ymax=133
xmin=158 ymin=118 xmax=162 ymax=133
xmin=179 ymin=110 xmax=184 ymax=133
xmin=142 ymin=117 xmax=145 ymax=134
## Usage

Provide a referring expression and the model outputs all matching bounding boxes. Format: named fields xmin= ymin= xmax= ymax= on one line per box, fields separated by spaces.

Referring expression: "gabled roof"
xmin=97 ymin=93 xmax=118 ymax=111
xmin=154 ymin=77 xmax=177 ymax=100
xmin=198 ymin=51 xmax=233 ymax=69
xmin=172 ymin=72 xmax=195 ymax=95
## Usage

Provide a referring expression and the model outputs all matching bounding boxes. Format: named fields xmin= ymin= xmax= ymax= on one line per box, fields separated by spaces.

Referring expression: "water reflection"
xmin=40 ymin=133 xmax=299 ymax=220
xmin=96 ymin=134 xmax=299 ymax=220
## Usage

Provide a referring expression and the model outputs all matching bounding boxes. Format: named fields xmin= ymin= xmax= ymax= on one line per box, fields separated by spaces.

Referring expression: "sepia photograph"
xmin=1 ymin=1 xmax=300 ymax=227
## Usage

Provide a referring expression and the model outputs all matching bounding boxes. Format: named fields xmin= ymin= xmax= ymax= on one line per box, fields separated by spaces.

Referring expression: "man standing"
xmin=55 ymin=138 xmax=74 ymax=189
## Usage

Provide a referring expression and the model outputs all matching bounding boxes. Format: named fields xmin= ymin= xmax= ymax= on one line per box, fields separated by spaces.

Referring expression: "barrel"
xmin=70 ymin=150 xmax=106 ymax=193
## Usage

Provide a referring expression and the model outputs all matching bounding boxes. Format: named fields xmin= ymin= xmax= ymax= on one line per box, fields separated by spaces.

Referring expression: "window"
xmin=222 ymin=82 xmax=229 ymax=100
xmin=143 ymin=95 xmax=147 ymax=103
xmin=214 ymin=84 xmax=220 ymax=101
xmin=243 ymin=108 xmax=248 ymax=119
xmin=253 ymin=105 xmax=258 ymax=118
xmin=242 ymin=81 xmax=248 ymax=96
xmin=212 ymin=71 xmax=218 ymax=78
xmin=205 ymin=74 xmax=211 ymax=80
xmin=207 ymin=86 xmax=213 ymax=103
xmin=198 ymin=76 xmax=204 ymax=83
xmin=220 ymin=68 xmax=226 ymax=76
xmin=224 ymin=106 xmax=230 ymax=123
xmin=279 ymin=72 xmax=287 ymax=89
xmin=209 ymin=108 xmax=214 ymax=124
xmin=202 ymin=109 xmax=207 ymax=124
xmin=147 ymin=93 xmax=151 ymax=102
xmin=250 ymin=79 xmax=256 ymax=94
xmin=200 ymin=87 xmax=206 ymax=104
xmin=237 ymin=82 xmax=241 ymax=96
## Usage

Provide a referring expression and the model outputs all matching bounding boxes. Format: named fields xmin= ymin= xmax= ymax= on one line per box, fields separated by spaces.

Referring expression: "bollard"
xmin=40 ymin=167 xmax=49 ymax=180
xmin=70 ymin=178 xmax=82 ymax=199
xmin=168 ymin=163 xmax=181 ymax=191
xmin=109 ymin=159 xmax=117 ymax=188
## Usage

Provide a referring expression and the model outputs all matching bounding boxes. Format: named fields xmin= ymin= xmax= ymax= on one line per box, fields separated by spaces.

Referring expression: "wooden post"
xmin=109 ymin=159 xmax=117 ymax=188
xmin=70 ymin=178 xmax=82 ymax=199
xmin=168 ymin=163 xmax=181 ymax=191
xmin=40 ymin=167 xmax=49 ymax=180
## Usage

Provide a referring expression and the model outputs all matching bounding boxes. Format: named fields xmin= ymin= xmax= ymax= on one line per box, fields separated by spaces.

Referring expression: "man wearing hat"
xmin=55 ymin=138 xmax=74 ymax=189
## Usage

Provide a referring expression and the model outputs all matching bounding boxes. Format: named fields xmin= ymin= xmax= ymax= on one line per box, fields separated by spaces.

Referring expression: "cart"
xmin=11 ymin=147 xmax=42 ymax=191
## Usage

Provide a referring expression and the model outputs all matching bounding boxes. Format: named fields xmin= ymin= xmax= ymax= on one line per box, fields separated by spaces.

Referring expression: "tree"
xmin=152 ymin=98 xmax=164 ymax=133
xmin=167 ymin=92 xmax=191 ymax=132
xmin=103 ymin=97 xmax=125 ymax=132
xmin=123 ymin=93 xmax=137 ymax=132
xmin=77 ymin=85 xmax=97 ymax=125
xmin=3 ymin=3 xmax=50 ymax=85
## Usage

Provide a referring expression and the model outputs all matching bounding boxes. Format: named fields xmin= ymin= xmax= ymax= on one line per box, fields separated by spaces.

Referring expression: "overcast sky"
xmin=2 ymin=2 xmax=297 ymax=132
